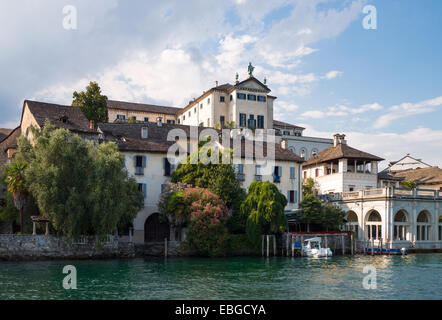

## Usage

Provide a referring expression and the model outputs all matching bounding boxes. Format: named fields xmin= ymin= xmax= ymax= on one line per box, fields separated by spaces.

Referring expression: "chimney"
xmin=90 ymin=120 xmax=95 ymax=130
xmin=281 ymin=139 xmax=287 ymax=150
xmin=215 ymin=80 xmax=219 ymax=87
xmin=333 ymin=133 xmax=340 ymax=147
xmin=339 ymin=134 xmax=346 ymax=145
xmin=157 ymin=117 xmax=163 ymax=127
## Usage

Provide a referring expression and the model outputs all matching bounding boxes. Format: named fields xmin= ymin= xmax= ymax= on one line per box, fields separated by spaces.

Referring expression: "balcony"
xmin=273 ymin=175 xmax=281 ymax=183
xmin=338 ymin=187 xmax=442 ymax=201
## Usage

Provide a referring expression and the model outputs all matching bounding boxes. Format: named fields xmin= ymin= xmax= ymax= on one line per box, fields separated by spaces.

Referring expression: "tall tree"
xmin=14 ymin=122 xmax=142 ymax=238
xmin=5 ymin=162 xmax=28 ymax=233
xmin=72 ymin=81 xmax=108 ymax=126
xmin=240 ymin=181 xmax=287 ymax=248
xmin=298 ymin=193 xmax=322 ymax=232
xmin=171 ymin=144 xmax=246 ymax=233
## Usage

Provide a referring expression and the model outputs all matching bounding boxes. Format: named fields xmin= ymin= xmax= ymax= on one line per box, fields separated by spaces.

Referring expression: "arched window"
xmin=393 ymin=210 xmax=409 ymax=241
xmin=345 ymin=211 xmax=359 ymax=236
xmin=417 ymin=211 xmax=431 ymax=241
xmin=311 ymin=148 xmax=319 ymax=157
xmin=299 ymin=148 xmax=307 ymax=160
xmin=366 ymin=210 xmax=382 ymax=240
xmin=288 ymin=147 xmax=296 ymax=154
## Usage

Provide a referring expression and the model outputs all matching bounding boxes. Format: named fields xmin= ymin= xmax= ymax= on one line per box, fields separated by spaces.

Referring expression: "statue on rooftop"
xmin=247 ymin=62 xmax=254 ymax=77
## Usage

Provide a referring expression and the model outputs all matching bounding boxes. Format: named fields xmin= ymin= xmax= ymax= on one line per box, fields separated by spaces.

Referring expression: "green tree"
xmin=72 ymin=81 xmax=108 ymax=126
xmin=14 ymin=122 xmax=142 ymax=238
xmin=401 ymin=180 xmax=417 ymax=189
xmin=171 ymin=143 xmax=246 ymax=233
xmin=302 ymin=177 xmax=317 ymax=196
xmin=240 ymin=181 xmax=287 ymax=248
xmin=321 ymin=204 xmax=346 ymax=231
xmin=5 ymin=161 xmax=28 ymax=233
xmin=298 ymin=193 xmax=322 ymax=232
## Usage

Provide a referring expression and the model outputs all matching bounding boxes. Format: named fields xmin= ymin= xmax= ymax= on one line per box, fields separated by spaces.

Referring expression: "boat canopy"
xmin=304 ymin=237 xmax=322 ymax=243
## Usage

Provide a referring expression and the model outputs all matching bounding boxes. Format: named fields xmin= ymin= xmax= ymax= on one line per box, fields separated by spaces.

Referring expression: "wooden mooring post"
xmin=286 ymin=233 xmax=289 ymax=257
xmin=164 ymin=237 xmax=168 ymax=258
xmin=291 ymin=234 xmax=295 ymax=257
xmin=371 ymin=238 xmax=374 ymax=256
xmin=300 ymin=235 xmax=304 ymax=257
xmin=341 ymin=234 xmax=345 ymax=256
xmin=266 ymin=235 xmax=270 ymax=258
xmin=262 ymin=235 xmax=264 ymax=257
xmin=273 ymin=235 xmax=276 ymax=257
xmin=350 ymin=233 xmax=354 ymax=255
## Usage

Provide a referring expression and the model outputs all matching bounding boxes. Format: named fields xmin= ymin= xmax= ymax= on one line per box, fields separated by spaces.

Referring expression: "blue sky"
xmin=1 ymin=0 xmax=441 ymax=167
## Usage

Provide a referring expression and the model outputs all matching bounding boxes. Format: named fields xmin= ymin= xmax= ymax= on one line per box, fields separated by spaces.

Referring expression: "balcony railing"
xmin=338 ymin=187 xmax=441 ymax=201
xmin=135 ymin=166 xmax=144 ymax=175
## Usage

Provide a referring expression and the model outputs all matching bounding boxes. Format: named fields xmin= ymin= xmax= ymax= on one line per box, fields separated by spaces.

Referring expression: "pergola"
xmin=30 ymin=216 xmax=50 ymax=236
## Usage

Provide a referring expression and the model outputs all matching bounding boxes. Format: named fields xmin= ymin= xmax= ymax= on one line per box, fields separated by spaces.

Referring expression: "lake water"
xmin=0 ymin=254 xmax=441 ymax=300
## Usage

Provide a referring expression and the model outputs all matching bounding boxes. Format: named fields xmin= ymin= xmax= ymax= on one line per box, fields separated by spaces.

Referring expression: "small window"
xmin=237 ymin=93 xmax=246 ymax=100
xmin=289 ymin=190 xmax=296 ymax=203
xmin=183 ymin=115 xmax=186 ymax=120
xmin=144 ymin=117 xmax=149 ymax=122
xmin=220 ymin=116 xmax=225 ymax=127
xmin=247 ymin=94 xmax=256 ymax=101
xmin=257 ymin=115 xmax=264 ymax=129
xmin=136 ymin=156 xmax=143 ymax=168
xmin=220 ymin=96 xmax=225 ymax=102
xmin=230 ymin=95 xmax=233 ymax=101
xmin=290 ymin=167 xmax=295 ymax=179
xmin=178 ymin=118 xmax=181 ymax=124
xmin=166 ymin=120 xmax=175 ymax=124
xmin=194 ymin=107 xmax=196 ymax=113
xmin=188 ymin=111 xmax=191 ymax=117
xmin=200 ymin=104 xmax=203 ymax=109
xmin=257 ymin=96 xmax=266 ymax=102
xmin=283 ymin=130 xmax=290 ymax=136
xmin=164 ymin=158 xmax=171 ymax=176
xmin=207 ymin=98 xmax=210 ymax=104
xmin=117 ymin=115 xmax=126 ymax=120
xmin=239 ymin=113 xmax=247 ymax=127
xmin=141 ymin=127 xmax=148 ymax=139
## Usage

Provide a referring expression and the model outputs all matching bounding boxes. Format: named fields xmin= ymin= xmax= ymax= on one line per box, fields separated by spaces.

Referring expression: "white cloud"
xmin=300 ymin=102 xmax=383 ymax=119
xmin=324 ymin=70 xmax=343 ymax=79
xmin=374 ymin=96 xmax=442 ymax=129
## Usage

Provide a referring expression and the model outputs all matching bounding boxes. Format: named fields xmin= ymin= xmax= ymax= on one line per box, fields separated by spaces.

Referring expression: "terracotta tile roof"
xmin=392 ymin=167 xmax=442 ymax=185
xmin=303 ymin=143 xmax=384 ymax=167
xmin=378 ymin=171 xmax=404 ymax=181
xmin=24 ymin=100 xmax=95 ymax=134
xmin=107 ymin=100 xmax=182 ymax=115
xmin=0 ymin=128 xmax=13 ymax=143
xmin=97 ymin=123 xmax=304 ymax=162
xmin=0 ymin=127 xmax=21 ymax=164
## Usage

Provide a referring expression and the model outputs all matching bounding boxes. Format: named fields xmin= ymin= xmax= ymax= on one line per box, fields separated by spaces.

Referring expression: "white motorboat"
xmin=302 ymin=237 xmax=332 ymax=257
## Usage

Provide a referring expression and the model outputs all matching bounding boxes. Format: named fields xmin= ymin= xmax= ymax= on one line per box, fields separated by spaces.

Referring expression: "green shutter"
xmin=142 ymin=156 xmax=147 ymax=168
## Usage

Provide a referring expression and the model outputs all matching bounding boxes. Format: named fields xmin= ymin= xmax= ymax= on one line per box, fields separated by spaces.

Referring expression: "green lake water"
xmin=0 ymin=254 xmax=441 ymax=300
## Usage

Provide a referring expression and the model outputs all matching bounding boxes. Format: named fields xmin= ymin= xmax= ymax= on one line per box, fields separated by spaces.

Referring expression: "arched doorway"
xmin=144 ymin=213 xmax=170 ymax=243
xmin=345 ymin=211 xmax=359 ymax=236
xmin=393 ymin=210 xmax=409 ymax=241
xmin=416 ymin=211 xmax=431 ymax=241
xmin=365 ymin=210 xmax=382 ymax=240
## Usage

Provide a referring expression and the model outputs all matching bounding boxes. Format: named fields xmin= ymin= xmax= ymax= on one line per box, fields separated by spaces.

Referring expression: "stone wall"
xmin=0 ymin=235 xmax=135 ymax=261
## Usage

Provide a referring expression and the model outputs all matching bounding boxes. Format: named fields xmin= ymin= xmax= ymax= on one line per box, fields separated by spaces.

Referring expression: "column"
xmin=45 ymin=222 xmax=49 ymax=236
xmin=32 ymin=222 xmax=36 ymax=235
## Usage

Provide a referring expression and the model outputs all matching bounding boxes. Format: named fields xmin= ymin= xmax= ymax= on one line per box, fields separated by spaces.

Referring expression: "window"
xmin=164 ymin=158 xmax=171 ymax=176
xmin=273 ymin=166 xmax=282 ymax=183
xmin=220 ymin=96 xmax=225 ymax=102
xmin=290 ymin=167 xmax=295 ymax=179
xmin=283 ymin=130 xmax=290 ymax=136
xmin=237 ymin=93 xmax=246 ymax=100
xmin=138 ymin=183 xmax=146 ymax=199
xmin=230 ymin=95 xmax=233 ymax=101
xmin=248 ymin=115 xmax=256 ymax=128
xmin=144 ymin=117 xmax=149 ymax=122
xmin=166 ymin=120 xmax=174 ymax=124
xmin=247 ymin=94 xmax=256 ymax=101
xmin=236 ymin=164 xmax=245 ymax=181
xmin=188 ymin=111 xmax=191 ymax=117
xmin=239 ymin=113 xmax=247 ymax=127
xmin=349 ymin=186 xmax=355 ymax=192
xmin=207 ymin=118 xmax=210 ymax=127
xmin=134 ymin=155 xmax=146 ymax=175
xmin=255 ymin=165 xmax=262 ymax=179
xmin=183 ymin=115 xmax=186 ymax=120
xmin=141 ymin=127 xmax=148 ymax=139
xmin=207 ymin=98 xmax=210 ymax=104
xmin=288 ymin=190 xmax=297 ymax=203
xmin=258 ymin=95 xmax=266 ymax=102
xmin=220 ymin=116 xmax=225 ymax=127
xmin=257 ymin=115 xmax=264 ymax=129
xmin=200 ymin=104 xmax=203 ymax=109
xmin=177 ymin=118 xmax=181 ymax=124
xmin=315 ymin=169 xmax=319 ymax=177
xmin=117 ymin=114 xmax=126 ymax=120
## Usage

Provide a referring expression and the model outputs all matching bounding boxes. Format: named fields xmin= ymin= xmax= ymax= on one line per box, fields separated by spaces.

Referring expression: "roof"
xmin=392 ymin=167 xmax=442 ymax=185
xmin=98 ymin=122 xmax=304 ymax=162
xmin=107 ymin=100 xmax=182 ymax=116
xmin=387 ymin=154 xmax=432 ymax=171
xmin=0 ymin=128 xmax=13 ymax=142
xmin=0 ymin=126 xmax=21 ymax=164
xmin=303 ymin=143 xmax=384 ymax=167
xmin=378 ymin=171 xmax=404 ymax=181
xmin=179 ymin=77 xmax=273 ymax=116
xmin=24 ymin=100 xmax=95 ymax=134
xmin=273 ymin=120 xmax=305 ymax=131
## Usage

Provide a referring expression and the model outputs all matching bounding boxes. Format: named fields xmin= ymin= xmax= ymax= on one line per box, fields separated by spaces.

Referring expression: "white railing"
xmin=338 ymin=187 xmax=442 ymax=201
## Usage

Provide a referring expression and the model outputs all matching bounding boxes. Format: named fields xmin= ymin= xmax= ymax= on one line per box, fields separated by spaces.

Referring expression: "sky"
xmin=1 ymin=0 xmax=442 ymax=168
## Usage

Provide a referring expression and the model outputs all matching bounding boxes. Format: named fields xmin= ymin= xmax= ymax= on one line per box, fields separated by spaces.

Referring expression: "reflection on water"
xmin=0 ymin=254 xmax=441 ymax=300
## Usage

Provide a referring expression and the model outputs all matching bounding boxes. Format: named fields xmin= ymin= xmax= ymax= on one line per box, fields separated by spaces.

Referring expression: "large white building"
xmin=301 ymin=134 xmax=442 ymax=250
